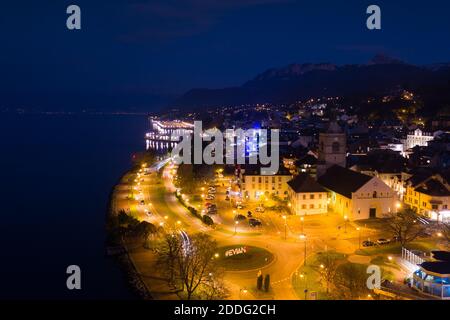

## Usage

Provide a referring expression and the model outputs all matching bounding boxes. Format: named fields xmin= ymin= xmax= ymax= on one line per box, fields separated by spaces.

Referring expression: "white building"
xmin=287 ymin=173 xmax=328 ymax=216
xmin=318 ymin=165 xmax=399 ymax=221
xmin=405 ymin=129 xmax=435 ymax=150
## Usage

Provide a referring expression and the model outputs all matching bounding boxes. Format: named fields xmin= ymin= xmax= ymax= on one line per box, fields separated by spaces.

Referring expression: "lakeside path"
xmin=109 ymin=160 xmax=367 ymax=300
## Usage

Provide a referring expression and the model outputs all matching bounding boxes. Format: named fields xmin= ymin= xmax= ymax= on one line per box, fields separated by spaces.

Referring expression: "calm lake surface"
xmin=0 ymin=113 xmax=149 ymax=299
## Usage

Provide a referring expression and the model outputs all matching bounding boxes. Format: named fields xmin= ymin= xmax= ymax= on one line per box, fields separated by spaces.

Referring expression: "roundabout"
xmin=216 ymin=245 xmax=274 ymax=271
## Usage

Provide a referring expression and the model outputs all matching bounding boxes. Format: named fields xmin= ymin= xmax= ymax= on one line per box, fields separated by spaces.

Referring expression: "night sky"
xmin=1 ymin=0 xmax=450 ymax=110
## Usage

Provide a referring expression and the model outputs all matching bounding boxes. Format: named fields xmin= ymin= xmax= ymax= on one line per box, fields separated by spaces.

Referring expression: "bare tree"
xmin=177 ymin=233 xmax=220 ymax=300
xmin=157 ymin=232 xmax=225 ymax=299
xmin=157 ymin=233 xmax=183 ymax=289
xmin=386 ymin=208 xmax=426 ymax=246
xmin=316 ymin=252 xmax=340 ymax=294
xmin=199 ymin=268 xmax=229 ymax=300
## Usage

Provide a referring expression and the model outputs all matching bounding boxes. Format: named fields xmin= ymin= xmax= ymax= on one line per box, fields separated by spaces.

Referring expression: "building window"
xmin=310 ymin=194 xmax=315 ymax=200
xmin=332 ymin=142 xmax=340 ymax=153
xmin=310 ymin=204 xmax=314 ymax=209
xmin=302 ymin=204 xmax=307 ymax=209
xmin=432 ymin=204 xmax=438 ymax=210
xmin=303 ymin=195 xmax=306 ymax=200
xmin=319 ymin=194 xmax=322 ymax=199
xmin=373 ymin=191 xmax=377 ymax=198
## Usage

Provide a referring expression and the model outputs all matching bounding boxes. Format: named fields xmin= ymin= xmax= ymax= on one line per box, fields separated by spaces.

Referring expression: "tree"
xmin=158 ymin=232 xmax=224 ymax=299
xmin=178 ymin=233 xmax=222 ymax=300
xmin=386 ymin=209 xmax=427 ymax=246
xmin=202 ymin=215 xmax=214 ymax=226
xmin=263 ymin=274 xmax=270 ymax=292
xmin=133 ymin=221 xmax=157 ymax=245
xmin=157 ymin=232 xmax=183 ymax=288
xmin=175 ymin=164 xmax=196 ymax=194
xmin=334 ymin=263 xmax=369 ymax=299
xmin=257 ymin=275 xmax=263 ymax=291
xmin=316 ymin=252 xmax=340 ymax=294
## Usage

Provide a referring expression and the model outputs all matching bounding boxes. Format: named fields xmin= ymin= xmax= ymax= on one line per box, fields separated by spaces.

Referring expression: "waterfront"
xmin=0 ymin=113 xmax=148 ymax=299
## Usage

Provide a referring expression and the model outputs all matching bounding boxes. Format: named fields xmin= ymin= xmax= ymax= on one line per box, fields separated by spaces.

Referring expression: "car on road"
xmin=249 ymin=218 xmax=262 ymax=227
xmin=255 ymin=206 xmax=265 ymax=213
xmin=234 ymin=214 xmax=246 ymax=221
xmin=362 ymin=240 xmax=376 ymax=247
xmin=236 ymin=204 xmax=244 ymax=209
xmin=376 ymin=238 xmax=390 ymax=245
xmin=206 ymin=195 xmax=215 ymax=200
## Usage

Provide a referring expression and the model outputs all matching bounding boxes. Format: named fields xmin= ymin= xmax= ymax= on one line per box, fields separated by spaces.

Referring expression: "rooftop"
xmin=287 ymin=173 xmax=327 ymax=193
xmin=318 ymin=165 xmax=373 ymax=198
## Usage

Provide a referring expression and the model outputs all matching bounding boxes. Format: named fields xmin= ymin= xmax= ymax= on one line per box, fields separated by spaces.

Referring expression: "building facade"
xmin=240 ymin=165 xmax=292 ymax=201
xmin=404 ymin=174 xmax=450 ymax=222
xmin=318 ymin=165 xmax=398 ymax=221
xmin=405 ymin=128 xmax=434 ymax=150
xmin=287 ymin=173 xmax=327 ymax=216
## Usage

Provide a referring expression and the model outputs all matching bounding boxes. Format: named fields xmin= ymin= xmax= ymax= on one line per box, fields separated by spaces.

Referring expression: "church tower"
xmin=316 ymin=121 xmax=347 ymax=178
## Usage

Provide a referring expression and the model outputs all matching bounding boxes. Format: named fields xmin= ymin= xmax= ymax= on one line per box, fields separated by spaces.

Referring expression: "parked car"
xmin=362 ymin=240 xmax=376 ymax=247
xmin=234 ymin=214 xmax=246 ymax=221
xmin=377 ymin=238 xmax=390 ymax=245
xmin=255 ymin=206 xmax=265 ymax=213
xmin=249 ymin=218 xmax=262 ymax=227
xmin=208 ymin=208 xmax=217 ymax=215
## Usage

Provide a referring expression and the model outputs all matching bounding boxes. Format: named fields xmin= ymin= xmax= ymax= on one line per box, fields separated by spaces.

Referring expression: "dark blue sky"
xmin=1 ymin=0 xmax=450 ymax=110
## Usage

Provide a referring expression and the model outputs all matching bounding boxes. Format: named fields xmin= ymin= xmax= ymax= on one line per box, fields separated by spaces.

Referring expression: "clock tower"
xmin=316 ymin=121 xmax=347 ymax=178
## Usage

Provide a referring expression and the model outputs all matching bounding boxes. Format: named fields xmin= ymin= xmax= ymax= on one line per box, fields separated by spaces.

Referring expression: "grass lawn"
xmin=355 ymin=239 xmax=440 ymax=256
xmin=216 ymin=245 xmax=274 ymax=271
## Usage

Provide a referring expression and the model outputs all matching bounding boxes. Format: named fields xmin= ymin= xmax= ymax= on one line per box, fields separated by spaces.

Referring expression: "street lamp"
xmin=357 ymin=227 xmax=361 ymax=249
xmin=239 ymin=288 xmax=248 ymax=299
xmin=282 ymin=215 xmax=287 ymax=240
xmin=300 ymin=216 xmax=304 ymax=234
xmin=300 ymin=234 xmax=307 ymax=266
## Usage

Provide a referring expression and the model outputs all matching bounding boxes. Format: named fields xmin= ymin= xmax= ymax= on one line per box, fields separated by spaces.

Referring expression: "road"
xmin=118 ymin=159 xmax=374 ymax=300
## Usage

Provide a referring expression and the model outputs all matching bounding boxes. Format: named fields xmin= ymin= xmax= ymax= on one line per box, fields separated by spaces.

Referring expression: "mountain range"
xmin=174 ymin=55 xmax=450 ymax=112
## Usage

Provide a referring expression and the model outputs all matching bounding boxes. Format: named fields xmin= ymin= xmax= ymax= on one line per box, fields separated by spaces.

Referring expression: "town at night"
xmin=1 ymin=0 xmax=449 ymax=316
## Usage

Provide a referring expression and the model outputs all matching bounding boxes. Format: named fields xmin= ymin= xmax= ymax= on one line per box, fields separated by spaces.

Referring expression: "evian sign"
xmin=225 ymin=246 xmax=248 ymax=257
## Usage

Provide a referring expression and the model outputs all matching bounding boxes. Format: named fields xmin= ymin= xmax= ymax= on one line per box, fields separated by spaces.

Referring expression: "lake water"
xmin=0 ymin=113 xmax=149 ymax=299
